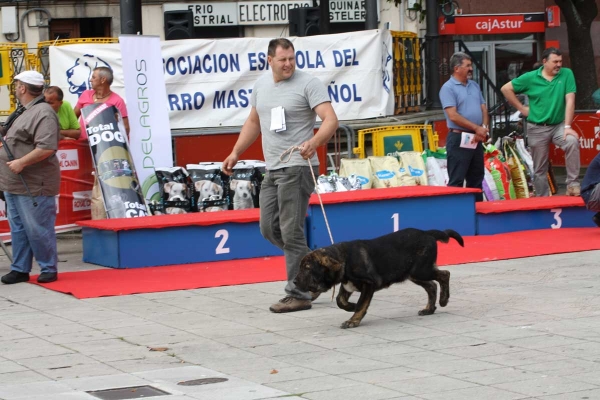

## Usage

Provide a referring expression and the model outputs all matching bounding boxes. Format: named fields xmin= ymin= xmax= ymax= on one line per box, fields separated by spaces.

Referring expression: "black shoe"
xmin=1 ymin=271 xmax=30 ymax=284
xmin=593 ymin=213 xmax=600 ymax=228
xmin=37 ymin=272 xmax=57 ymax=283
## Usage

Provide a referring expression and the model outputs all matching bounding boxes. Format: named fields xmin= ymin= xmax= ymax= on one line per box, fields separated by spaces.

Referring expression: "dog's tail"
xmin=426 ymin=229 xmax=464 ymax=247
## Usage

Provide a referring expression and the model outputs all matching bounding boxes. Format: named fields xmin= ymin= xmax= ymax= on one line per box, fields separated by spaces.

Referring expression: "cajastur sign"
xmin=439 ymin=13 xmax=545 ymax=35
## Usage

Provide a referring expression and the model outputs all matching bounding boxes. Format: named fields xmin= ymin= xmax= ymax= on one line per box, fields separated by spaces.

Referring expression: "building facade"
xmin=0 ymin=0 xmax=598 ymax=98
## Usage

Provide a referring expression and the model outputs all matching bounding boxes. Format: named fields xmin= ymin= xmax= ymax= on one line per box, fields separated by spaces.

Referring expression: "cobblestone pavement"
xmin=1 ymin=232 xmax=600 ymax=399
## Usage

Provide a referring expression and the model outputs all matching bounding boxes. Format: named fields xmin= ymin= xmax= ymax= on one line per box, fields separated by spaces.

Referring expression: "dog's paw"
xmin=439 ymin=297 xmax=449 ymax=307
xmin=418 ymin=307 xmax=436 ymax=316
xmin=340 ymin=320 xmax=360 ymax=329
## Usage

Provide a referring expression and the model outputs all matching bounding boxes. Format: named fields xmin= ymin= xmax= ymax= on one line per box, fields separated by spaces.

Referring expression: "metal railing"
xmin=391 ymin=31 xmax=424 ymax=114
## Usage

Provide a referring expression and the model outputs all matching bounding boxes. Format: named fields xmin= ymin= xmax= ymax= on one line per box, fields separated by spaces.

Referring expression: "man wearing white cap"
xmin=0 ymin=70 xmax=61 ymax=285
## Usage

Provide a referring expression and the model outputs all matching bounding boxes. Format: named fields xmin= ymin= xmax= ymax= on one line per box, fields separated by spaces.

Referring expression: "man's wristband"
xmin=564 ymin=125 xmax=572 ymax=129
xmin=482 ymin=124 xmax=488 ymax=129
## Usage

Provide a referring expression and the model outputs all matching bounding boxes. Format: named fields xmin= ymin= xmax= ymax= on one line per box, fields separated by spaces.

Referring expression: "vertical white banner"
xmin=119 ymin=35 xmax=173 ymax=202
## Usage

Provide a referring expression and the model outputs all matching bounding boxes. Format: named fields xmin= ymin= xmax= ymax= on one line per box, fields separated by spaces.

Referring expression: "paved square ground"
xmin=1 ymin=232 xmax=599 ymax=399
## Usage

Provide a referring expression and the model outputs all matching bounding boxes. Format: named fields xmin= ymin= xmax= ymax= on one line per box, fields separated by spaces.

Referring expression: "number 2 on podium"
xmin=215 ymin=229 xmax=230 ymax=254
xmin=392 ymin=213 xmax=399 ymax=232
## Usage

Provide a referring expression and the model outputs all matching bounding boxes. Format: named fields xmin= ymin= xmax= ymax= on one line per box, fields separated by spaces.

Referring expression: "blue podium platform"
xmin=78 ymin=188 xmax=596 ymax=269
xmin=78 ymin=209 xmax=282 ymax=268
xmin=306 ymin=186 xmax=479 ymax=250
xmin=476 ymin=196 xmax=596 ymax=235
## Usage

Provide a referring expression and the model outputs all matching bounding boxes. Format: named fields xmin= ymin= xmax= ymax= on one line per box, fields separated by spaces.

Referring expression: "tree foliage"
xmin=553 ymin=0 xmax=597 ymax=109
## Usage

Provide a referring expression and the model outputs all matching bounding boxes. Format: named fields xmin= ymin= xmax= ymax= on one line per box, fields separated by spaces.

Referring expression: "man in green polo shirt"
xmin=44 ymin=86 xmax=80 ymax=140
xmin=501 ymin=47 xmax=579 ymax=197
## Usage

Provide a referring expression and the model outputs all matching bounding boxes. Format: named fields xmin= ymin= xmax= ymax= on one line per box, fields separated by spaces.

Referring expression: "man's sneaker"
xmin=567 ymin=183 xmax=581 ymax=196
xmin=593 ymin=212 xmax=600 ymax=228
xmin=1 ymin=271 xmax=30 ymax=284
xmin=269 ymin=296 xmax=312 ymax=313
xmin=37 ymin=272 xmax=57 ymax=283
xmin=310 ymin=291 xmax=321 ymax=302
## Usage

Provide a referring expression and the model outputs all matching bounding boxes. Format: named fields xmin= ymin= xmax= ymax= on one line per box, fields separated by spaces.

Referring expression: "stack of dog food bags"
xmin=187 ymin=163 xmax=229 ymax=212
xmin=228 ymin=161 xmax=260 ymax=210
xmin=484 ymin=144 xmax=516 ymax=200
xmin=316 ymin=173 xmax=362 ymax=193
xmin=154 ymin=167 xmax=193 ymax=215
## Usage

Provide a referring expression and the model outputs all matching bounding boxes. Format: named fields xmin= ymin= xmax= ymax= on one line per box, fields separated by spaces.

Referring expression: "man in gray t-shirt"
xmin=223 ymin=38 xmax=338 ymax=313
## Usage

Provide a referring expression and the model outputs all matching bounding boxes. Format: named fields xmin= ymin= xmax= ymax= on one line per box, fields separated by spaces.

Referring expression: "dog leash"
xmin=280 ymin=146 xmax=334 ymax=245
xmin=280 ymin=145 xmax=337 ymax=302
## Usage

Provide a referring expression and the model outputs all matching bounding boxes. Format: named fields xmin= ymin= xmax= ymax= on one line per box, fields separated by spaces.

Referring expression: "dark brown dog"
xmin=294 ymin=228 xmax=463 ymax=329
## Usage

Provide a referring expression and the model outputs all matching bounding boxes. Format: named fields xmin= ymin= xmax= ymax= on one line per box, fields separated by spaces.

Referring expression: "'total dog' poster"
xmin=81 ymin=103 xmax=149 ymax=218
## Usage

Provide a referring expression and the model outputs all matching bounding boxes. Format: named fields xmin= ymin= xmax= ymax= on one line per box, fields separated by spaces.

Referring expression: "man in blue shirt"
xmin=439 ymin=52 xmax=489 ymax=202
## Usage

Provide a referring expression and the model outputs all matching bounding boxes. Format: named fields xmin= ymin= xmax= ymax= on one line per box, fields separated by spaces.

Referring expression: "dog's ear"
xmin=164 ymin=182 xmax=174 ymax=193
xmin=315 ymin=251 xmax=342 ymax=272
xmin=230 ymin=179 xmax=239 ymax=190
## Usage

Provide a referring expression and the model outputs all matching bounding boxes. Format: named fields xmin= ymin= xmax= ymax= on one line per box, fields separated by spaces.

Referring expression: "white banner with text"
xmin=49 ymin=29 xmax=394 ymax=130
xmin=119 ymin=35 xmax=174 ymax=201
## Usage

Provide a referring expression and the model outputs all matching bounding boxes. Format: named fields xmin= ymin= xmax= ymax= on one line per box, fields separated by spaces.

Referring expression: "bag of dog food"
xmin=503 ymin=141 xmax=530 ymax=199
xmin=187 ymin=163 xmax=228 ymax=212
xmin=334 ymin=174 xmax=361 ymax=191
xmin=316 ymin=175 xmax=337 ymax=193
xmin=422 ymin=149 xmax=448 ymax=187
xmin=482 ymin=168 xmax=500 ymax=201
xmin=239 ymin=160 xmax=265 ymax=207
xmin=515 ymin=138 xmax=535 ymax=180
xmin=392 ymin=156 xmax=417 ymax=187
xmin=154 ymin=167 xmax=192 ymax=214
xmin=344 ymin=175 xmax=363 ymax=190
xmin=339 ymin=158 xmax=373 ymax=189
xmin=368 ymin=156 xmax=400 ymax=188
xmin=147 ymin=200 xmax=165 ymax=216
xmin=484 ymin=144 xmax=514 ymax=200
xmin=228 ymin=162 xmax=258 ymax=210
xmin=397 ymin=151 xmax=428 ymax=185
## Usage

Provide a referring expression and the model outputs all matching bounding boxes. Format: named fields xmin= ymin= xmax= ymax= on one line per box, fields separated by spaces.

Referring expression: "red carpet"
xmin=32 ymin=228 xmax=600 ymax=299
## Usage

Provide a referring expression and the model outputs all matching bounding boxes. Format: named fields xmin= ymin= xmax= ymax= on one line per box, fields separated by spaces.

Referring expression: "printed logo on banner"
xmin=57 ymin=149 xmax=80 ymax=170
xmin=66 ymin=55 xmax=112 ymax=97
xmin=82 ymin=103 xmax=149 ymax=219
xmin=72 ymin=191 xmax=93 ymax=212
xmin=382 ymin=40 xmax=392 ymax=94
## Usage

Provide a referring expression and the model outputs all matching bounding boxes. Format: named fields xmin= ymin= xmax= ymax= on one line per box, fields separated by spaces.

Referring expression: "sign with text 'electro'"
xmin=238 ymin=1 xmax=311 ymax=25
xmin=163 ymin=1 xmax=377 ymax=26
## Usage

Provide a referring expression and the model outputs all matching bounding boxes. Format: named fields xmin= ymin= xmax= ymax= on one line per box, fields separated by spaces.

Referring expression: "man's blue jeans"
xmin=4 ymin=192 xmax=58 ymax=274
